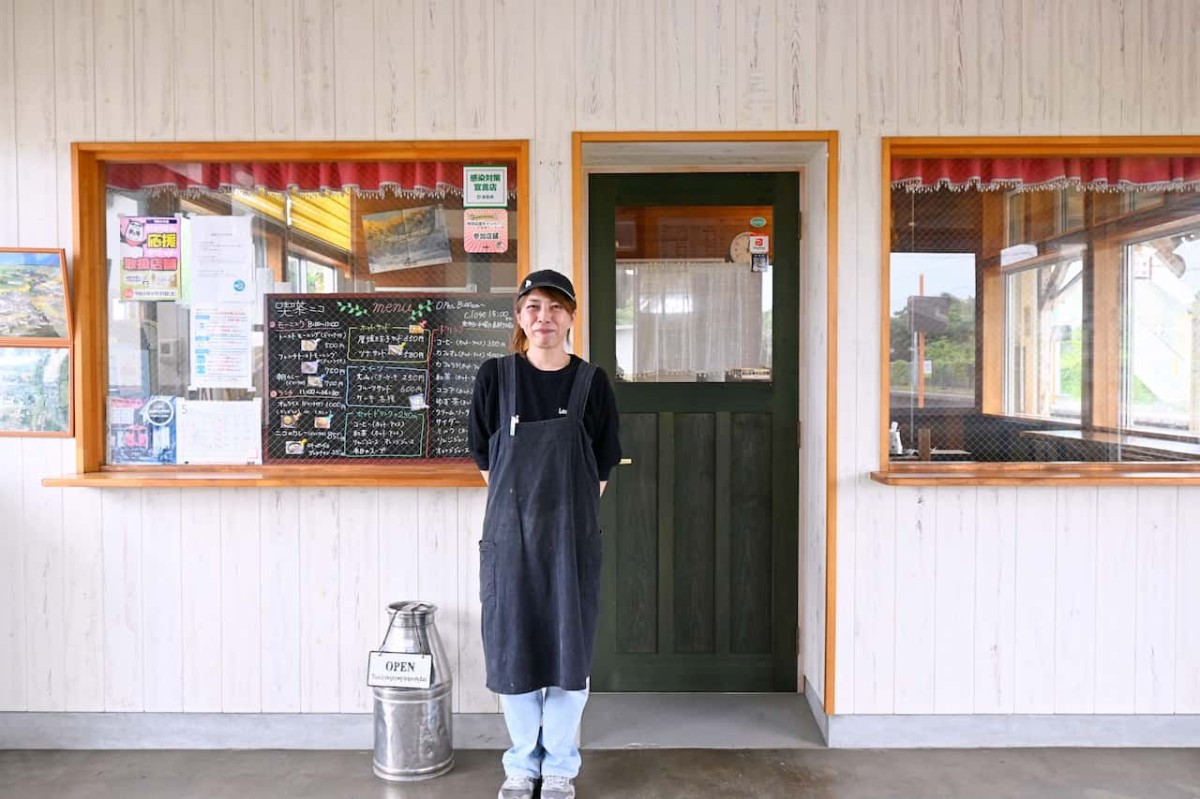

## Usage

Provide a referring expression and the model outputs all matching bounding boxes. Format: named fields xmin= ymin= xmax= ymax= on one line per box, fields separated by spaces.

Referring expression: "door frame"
xmin=571 ymin=131 xmax=840 ymax=714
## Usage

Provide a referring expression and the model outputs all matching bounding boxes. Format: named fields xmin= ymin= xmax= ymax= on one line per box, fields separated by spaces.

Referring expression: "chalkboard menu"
xmin=264 ymin=293 xmax=512 ymax=463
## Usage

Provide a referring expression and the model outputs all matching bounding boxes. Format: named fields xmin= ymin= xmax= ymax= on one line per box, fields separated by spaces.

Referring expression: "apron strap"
xmin=498 ymin=354 xmax=517 ymax=425
xmin=566 ymin=360 xmax=597 ymax=419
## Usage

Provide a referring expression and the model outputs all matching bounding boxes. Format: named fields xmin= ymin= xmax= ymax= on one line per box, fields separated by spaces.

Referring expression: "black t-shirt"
xmin=468 ymin=354 xmax=622 ymax=480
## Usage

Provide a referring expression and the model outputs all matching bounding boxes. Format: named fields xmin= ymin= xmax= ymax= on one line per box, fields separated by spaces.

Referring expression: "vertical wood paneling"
xmin=1140 ymin=0 xmax=1183 ymax=135
xmin=413 ymin=0 xmax=457 ymax=137
xmin=0 ymin=0 xmax=16 ymax=249
xmin=973 ymin=487 xmax=1016 ymax=713
xmin=1097 ymin=0 xmax=1142 ymax=134
xmin=1018 ymin=0 xmax=1061 ymax=134
xmin=775 ymin=0 xmax=816 ymax=129
xmin=976 ymin=0 xmax=1022 ymax=133
xmin=455 ymin=0 xmax=497 ymax=137
xmin=614 ymin=0 xmax=655 ymax=129
xmin=337 ymin=488 xmax=379 ymax=713
xmin=174 ymin=0 xmax=214 ymax=139
xmin=654 ymin=0 xmax=696 ymax=130
xmin=1095 ymin=488 xmax=1138 ymax=713
xmin=815 ymin=0 xmax=857 ymax=128
xmin=133 ymin=0 xmax=175 ymax=139
xmin=214 ymin=0 xmax=255 ymax=139
xmin=94 ymin=0 xmax=135 ymax=139
xmin=0 ymin=439 xmax=26 ymax=710
xmin=299 ymin=488 xmax=340 ymax=712
xmin=575 ymin=0 xmax=615 ymax=130
xmin=1182 ymin=1 xmax=1200 ymax=133
xmin=932 ymin=487 xmax=975 ymax=713
xmin=1012 ymin=487 xmax=1056 ymax=713
xmin=21 ymin=441 xmax=64 ymax=711
xmin=254 ymin=0 xmax=296 ymax=138
xmin=1053 ymin=488 xmax=1098 ymax=713
xmin=102 ymin=491 xmax=143 ymax=711
xmin=456 ymin=489 xmax=496 ymax=713
xmin=374 ymin=0 xmax=416 ymax=138
xmin=1134 ymin=487 xmax=1177 ymax=713
xmin=1059 ymin=0 xmax=1101 ymax=132
xmin=893 ymin=488 xmax=935 ymax=713
xmin=1176 ymin=489 xmax=1200 ymax=713
xmin=694 ymin=0 xmax=735 ymax=129
xmin=897 ymin=0 xmax=940 ymax=134
xmin=378 ymin=489 xmax=420 ymax=609
xmin=734 ymin=0 xmax=775 ymax=129
xmin=857 ymin=0 xmax=896 ymax=134
xmin=295 ymin=0 xmax=336 ymax=139
xmin=333 ymin=0 xmax=375 ymax=139
xmin=61 ymin=450 xmax=104 ymax=712
xmin=141 ymin=490 xmax=183 ymax=712
xmin=220 ymin=490 xmax=261 ymax=712
xmin=533 ymin=0 xmax=573 ymax=274
xmin=55 ymin=0 xmax=95 ymax=142
xmin=852 ymin=481 xmax=895 ymax=712
xmin=14 ymin=0 xmax=55 ymax=246
xmin=260 ymin=489 xmax=302 ymax=712
xmin=938 ymin=0 xmax=973 ymax=134
xmin=417 ymin=489 xmax=460 ymax=710
xmin=180 ymin=490 xmax=221 ymax=711
xmin=494 ymin=0 xmax=534 ymax=138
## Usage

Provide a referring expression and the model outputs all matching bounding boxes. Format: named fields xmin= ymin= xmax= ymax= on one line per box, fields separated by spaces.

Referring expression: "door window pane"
xmin=1003 ymin=257 xmax=1084 ymax=420
xmin=614 ymin=206 xmax=773 ymax=383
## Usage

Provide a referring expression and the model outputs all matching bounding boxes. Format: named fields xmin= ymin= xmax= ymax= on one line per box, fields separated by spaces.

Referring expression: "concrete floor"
xmin=2 ymin=748 xmax=1200 ymax=799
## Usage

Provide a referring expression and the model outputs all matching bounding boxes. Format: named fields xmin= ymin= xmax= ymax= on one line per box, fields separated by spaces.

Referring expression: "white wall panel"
xmin=775 ymin=0 xmax=816 ymax=129
xmin=101 ymin=491 xmax=143 ymax=711
xmin=1140 ymin=0 xmax=1182 ymax=134
xmin=896 ymin=0 xmax=939 ymax=135
xmin=938 ymin=0 xmax=971 ymax=134
xmin=61 ymin=448 xmax=104 ymax=712
xmin=932 ymin=487 xmax=975 ymax=714
xmin=180 ymin=490 xmax=221 ymax=711
xmin=1012 ymin=487 xmax=1056 ymax=713
xmin=374 ymin=0 xmax=416 ymax=138
xmin=975 ymin=0 xmax=1021 ymax=134
xmin=973 ymin=487 xmax=1016 ymax=714
xmin=494 ymin=0 xmax=534 ymax=138
xmin=1134 ymin=488 xmax=1178 ymax=713
xmin=334 ymin=0 xmax=376 ymax=139
xmin=295 ymin=0 xmax=336 ymax=139
xmin=654 ymin=0 xmax=696 ymax=130
xmin=133 ymin=0 xmax=175 ymax=140
xmin=174 ymin=0 xmax=214 ymax=139
xmin=857 ymin=0 xmax=896 ymax=134
xmin=94 ymin=0 xmax=134 ymax=139
xmin=260 ymin=489 xmax=302 ymax=712
xmin=734 ymin=0 xmax=775 ymax=129
xmin=141 ymin=490 xmax=183 ymax=712
xmin=0 ymin=0 xmax=15 ymax=248
xmin=214 ymin=0 xmax=255 ymax=139
xmin=1176 ymin=489 xmax=1200 ymax=713
xmin=815 ymin=0 xmax=856 ymax=129
xmin=1060 ymin=0 xmax=1101 ymax=132
xmin=456 ymin=488 xmax=496 ymax=713
xmin=695 ymin=0 xmax=735 ymax=130
xmin=456 ymin=0 xmax=498 ymax=137
xmin=1097 ymin=0 xmax=1142 ymax=134
xmin=418 ymin=489 xmax=460 ymax=709
xmin=1094 ymin=488 xmax=1138 ymax=714
xmin=220 ymin=490 xmax=262 ymax=712
xmin=299 ymin=488 xmax=341 ymax=712
xmin=413 ymin=0 xmax=457 ymax=137
xmin=336 ymin=488 xmax=379 ymax=713
xmin=21 ymin=441 xmax=64 ymax=711
xmin=532 ymin=0 xmax=573 ymax=275
xmin=0 ymin=439 xmax=26 ymax=711
xmin=893 ymin=488 xmax=935 ymax=713
xmin=574 ymin=0 xmax=615 ymax=130
xmin=614 ymin=0 xmax=655 ymax=129
xmin=1053 ymin=488 xmax=1097 ymax=714
xmin=254 ymin=0 xmax=296 ymax=138
xmin=1018 ymin=0 xmax=1060 ymax=134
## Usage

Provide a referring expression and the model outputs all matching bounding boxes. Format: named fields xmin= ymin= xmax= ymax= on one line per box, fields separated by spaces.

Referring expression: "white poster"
xmin=189 ymin=215 xmax=255 ymax=304
xmin=176 ymin=399 xmax=263 ymax=464
xmin=190 ymin=304 xmax=253 ymax=389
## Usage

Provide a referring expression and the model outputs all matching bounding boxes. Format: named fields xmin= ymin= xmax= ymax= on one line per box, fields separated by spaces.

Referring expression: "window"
xmin=885 ymin=139 xmax=1200 ymax=467
xmin=70 ymin=142 xmax=529 ymax=482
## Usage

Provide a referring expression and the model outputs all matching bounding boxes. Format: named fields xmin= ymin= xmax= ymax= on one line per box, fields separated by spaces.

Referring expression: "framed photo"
xmin=0 ymin=248 xmax=73 ymax=437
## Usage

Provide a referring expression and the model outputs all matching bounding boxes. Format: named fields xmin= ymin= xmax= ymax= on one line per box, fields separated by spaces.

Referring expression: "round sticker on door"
xmin=749 ymin=216 xmax=767 ymax=228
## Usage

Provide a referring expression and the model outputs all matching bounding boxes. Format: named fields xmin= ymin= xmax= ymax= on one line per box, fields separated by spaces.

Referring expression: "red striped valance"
xmin=106 ymin=161 xmax=516 ymax=197
xmin=892 ymin=157 xmax=1200 ymax=193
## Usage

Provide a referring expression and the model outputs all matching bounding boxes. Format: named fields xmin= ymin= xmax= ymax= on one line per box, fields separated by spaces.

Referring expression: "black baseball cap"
xmin=517 ymin=269 xmax=576 ymax=302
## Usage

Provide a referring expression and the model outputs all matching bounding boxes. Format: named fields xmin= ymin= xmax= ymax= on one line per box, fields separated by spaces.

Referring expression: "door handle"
xmin=619 ymin=458 xmax=633 ymax=465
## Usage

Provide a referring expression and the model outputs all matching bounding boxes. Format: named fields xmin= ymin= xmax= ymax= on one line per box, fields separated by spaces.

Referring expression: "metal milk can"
xmin=372 ymin=601 xmax=454 ymax=781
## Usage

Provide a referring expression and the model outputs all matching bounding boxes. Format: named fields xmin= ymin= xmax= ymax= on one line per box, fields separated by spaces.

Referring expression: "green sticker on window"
xmin=749 ymin=216 xmax=767 ymax=228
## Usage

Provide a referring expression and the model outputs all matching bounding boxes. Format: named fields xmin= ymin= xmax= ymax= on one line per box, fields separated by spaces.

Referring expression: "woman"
xmin=468 ymin=269 xmax=621 ymax=799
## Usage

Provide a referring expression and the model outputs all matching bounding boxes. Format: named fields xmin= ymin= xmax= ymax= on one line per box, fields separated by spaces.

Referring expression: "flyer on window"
xmin=119 ymin=216 xmax=182 ymax=302
xmin=190 ymin=304 xmax=253 ymax=389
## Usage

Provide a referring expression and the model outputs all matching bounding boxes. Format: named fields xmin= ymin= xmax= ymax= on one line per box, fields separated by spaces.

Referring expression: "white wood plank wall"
xmin=0 ymin=0 xmax=1197 ymax=720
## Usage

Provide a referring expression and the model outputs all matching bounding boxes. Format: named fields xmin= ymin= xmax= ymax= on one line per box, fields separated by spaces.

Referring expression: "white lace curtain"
xmin=615 ymin=259 xmax=768 ymax=382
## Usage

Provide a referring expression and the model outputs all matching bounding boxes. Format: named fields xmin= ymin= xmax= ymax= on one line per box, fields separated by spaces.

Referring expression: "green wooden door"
xmin=589 ymin=173 xmax=800 ymax=692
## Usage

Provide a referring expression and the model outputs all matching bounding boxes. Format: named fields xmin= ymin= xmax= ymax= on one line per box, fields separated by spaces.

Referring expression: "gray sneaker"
xmin=498 ymin=774 xmax=536 ymax=799
xmin=541 ymin=775 xmax=575 ymax=799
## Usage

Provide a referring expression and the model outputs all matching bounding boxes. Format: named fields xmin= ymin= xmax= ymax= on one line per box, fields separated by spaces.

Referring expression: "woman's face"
xmin=518 ymin=289 xmax=574 ymax=351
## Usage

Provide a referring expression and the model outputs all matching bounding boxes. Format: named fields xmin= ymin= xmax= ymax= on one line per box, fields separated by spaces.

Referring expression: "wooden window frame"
xmin=51 ymin=140 xmax=530 ymax=488
xmin=875 ymin=136 xmax=1200 ymax=486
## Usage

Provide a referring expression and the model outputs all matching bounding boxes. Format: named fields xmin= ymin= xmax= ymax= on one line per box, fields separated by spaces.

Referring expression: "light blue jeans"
xmin=498 ymin=685 xmax=589 ymax=779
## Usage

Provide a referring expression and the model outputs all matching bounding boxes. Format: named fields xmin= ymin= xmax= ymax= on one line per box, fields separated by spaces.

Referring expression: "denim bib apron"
xmin=479 ymin=354 xmax=602 ymax=694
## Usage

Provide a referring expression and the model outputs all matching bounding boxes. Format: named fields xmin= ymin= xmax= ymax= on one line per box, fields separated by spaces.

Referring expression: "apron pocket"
xmin=479 ymin=540 xmax=497 ymax=604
